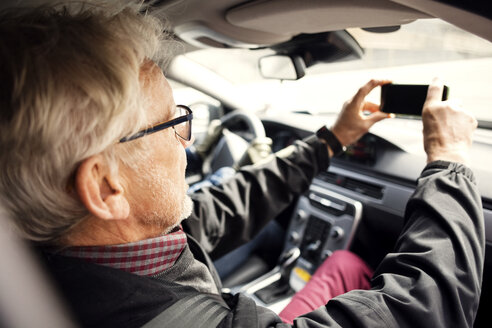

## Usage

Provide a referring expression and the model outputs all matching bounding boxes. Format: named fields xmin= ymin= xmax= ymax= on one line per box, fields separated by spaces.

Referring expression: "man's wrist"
xmin=316 ymin=126 xmax=346 ymax=157
xmin=426 ymin=150 xmax=470 ymax=166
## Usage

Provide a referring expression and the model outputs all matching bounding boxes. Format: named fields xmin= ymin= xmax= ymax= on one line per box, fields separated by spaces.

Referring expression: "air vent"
xmin=318 ymin=172 xmax=338 ymax=184
xmin=308 ymin=192 xmax=348 ymax=216
xmin=318 ymin=172 xmax=384 ymax=199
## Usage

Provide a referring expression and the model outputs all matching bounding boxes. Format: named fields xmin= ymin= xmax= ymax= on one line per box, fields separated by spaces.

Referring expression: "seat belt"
xmin=140 ymin=281 xmax=230 ymax=328
xmin=141 ymin=293 xmax=229 ymax=328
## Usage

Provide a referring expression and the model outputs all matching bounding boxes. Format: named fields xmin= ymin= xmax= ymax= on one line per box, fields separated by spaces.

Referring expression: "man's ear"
xmin=75 ymin=155 xmax=130 ymax=221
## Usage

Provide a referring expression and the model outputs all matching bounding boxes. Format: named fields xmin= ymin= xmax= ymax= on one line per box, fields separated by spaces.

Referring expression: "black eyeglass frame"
xmin=119 ymin=105 xmax=193 ymax=143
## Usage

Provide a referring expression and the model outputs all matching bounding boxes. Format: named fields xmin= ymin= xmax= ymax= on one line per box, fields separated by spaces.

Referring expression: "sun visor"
xmin=226 ymin=0 xmax=431 ymax=35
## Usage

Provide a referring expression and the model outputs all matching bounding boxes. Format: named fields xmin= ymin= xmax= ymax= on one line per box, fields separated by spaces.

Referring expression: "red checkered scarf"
xmin=60 ymin=228 xmax=187 ymax=276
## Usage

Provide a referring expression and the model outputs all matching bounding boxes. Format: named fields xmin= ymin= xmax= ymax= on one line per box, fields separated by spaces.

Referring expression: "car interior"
xmin=1 ymin=0 xmax=492 ymax=327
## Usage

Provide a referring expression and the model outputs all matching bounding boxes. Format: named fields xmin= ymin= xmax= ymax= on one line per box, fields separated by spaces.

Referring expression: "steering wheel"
xmin=202 ymin=110 xmax=268 ymax=175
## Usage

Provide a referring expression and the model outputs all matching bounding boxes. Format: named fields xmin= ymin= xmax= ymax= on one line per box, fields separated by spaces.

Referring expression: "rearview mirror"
xmin=258 ymin=55 xmax=306 ymax=80
xmin=259 ymin=31 xmax=363 ymax=81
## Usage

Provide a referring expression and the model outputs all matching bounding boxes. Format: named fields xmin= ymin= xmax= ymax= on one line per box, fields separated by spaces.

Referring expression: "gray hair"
xmin=0 ymin=3 xmax=177 ymax=242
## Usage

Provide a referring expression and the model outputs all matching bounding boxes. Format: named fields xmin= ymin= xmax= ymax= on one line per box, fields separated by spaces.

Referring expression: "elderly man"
xmin=0 ymin=4 xmax=483 ymax=328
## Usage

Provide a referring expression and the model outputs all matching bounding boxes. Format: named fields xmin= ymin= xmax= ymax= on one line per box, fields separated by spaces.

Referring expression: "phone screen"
xmin=380 ymin=84 xmax=449 ymax=116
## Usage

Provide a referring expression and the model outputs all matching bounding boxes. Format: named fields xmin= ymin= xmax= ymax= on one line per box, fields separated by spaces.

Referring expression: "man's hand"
xmin=331 ymin=79 xmax=392 ymax=147
xmin=423 ymin=79 xmax=477 ymax=165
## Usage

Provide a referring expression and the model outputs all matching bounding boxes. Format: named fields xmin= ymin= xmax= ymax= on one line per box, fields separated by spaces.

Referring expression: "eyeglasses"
xmin=119 ymin=105 xmax=193 ymax=143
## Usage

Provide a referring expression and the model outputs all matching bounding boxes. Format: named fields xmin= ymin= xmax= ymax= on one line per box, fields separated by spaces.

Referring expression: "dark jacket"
xmin=41 ymin=137 xmax=484 ymax=327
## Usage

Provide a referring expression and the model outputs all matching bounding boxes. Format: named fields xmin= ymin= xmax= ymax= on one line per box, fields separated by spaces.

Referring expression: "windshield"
xmin=181 ymin=19 xmax=492 ymax=122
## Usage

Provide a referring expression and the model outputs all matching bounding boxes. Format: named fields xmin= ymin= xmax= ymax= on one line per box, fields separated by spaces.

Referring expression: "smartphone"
xmin=380 ymin=84 xmax=449 ymax=116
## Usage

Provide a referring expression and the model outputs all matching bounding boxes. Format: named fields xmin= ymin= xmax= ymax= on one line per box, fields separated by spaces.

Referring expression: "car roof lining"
xmin=226 ymin=0 xmax=430 ymax=36
xmin=391 ymin=0 xmax=492 ymax=42
xmin=158 ymin=0 xmax=431 ymax=47
xmin=155 ymin=0 xmax=492 ymax=48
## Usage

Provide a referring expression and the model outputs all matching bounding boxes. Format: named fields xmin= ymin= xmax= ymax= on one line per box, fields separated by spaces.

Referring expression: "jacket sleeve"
xmin=281 ymin=161 xmax=484 ymax=327
xmin=182 ymin=136 xmax=330 ymax=260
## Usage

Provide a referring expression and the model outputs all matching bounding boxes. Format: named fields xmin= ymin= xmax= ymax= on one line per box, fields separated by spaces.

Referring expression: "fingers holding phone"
xmin=333 ymin=79 xmax=476 ymax=166
xmin=422 ymin=79 xmax=477 ymax=165
xmin=331 ymin=79 xmax=392 ymax=147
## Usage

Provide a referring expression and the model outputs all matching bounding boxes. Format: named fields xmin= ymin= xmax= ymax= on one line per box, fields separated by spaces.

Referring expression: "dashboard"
xmin=262 ymin=112 xmax=492 ymax=248
xmin=199 ymin=110 xmax=492 ymax=325
xmin=263 ymin=111 xmax=492 ymax=206
xmin=255 ymin=112 xmax=492 ymax=325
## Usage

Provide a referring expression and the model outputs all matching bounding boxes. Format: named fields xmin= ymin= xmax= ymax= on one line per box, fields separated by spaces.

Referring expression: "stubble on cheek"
xmin=132 ymin=160 xmax=193 ymax=233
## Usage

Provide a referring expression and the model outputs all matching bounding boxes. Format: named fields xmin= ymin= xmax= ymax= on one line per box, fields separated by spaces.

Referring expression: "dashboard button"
xmin=289 ymin=231 xmax=300 ymax=244
xmin=296 ymin=209 xmax=308 ymax=222
xmin=331 ymin=226 xmax=345 ymax=240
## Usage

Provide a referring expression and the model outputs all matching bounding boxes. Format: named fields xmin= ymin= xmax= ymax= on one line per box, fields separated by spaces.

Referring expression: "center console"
xmin=286 ymin=184 xmax=362 ymax=291
xmin=228 ymin=182 xmax=362 ymax=312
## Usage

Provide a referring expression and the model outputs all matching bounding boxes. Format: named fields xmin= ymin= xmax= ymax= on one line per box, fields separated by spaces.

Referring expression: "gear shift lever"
xmin=235 ymin=248 xmax=300 ymax=296
xmin=278 ymin=247 xmax=300 ymax=277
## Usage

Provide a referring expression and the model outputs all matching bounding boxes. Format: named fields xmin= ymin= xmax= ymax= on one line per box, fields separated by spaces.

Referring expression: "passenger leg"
xmin=279 ymin=250 xmax=373 ymax=324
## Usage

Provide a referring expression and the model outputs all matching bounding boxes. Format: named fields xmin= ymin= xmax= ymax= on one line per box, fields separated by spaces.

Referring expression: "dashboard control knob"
xmin=322 ymin=249 xmax=333 ymax=259
xmin=289 ymin=231 xmax=300 ymax=244
xmin=297 ymin=209 xmax=308 ymax=222
xmin=331 ymin=226 xmax=345 ymax=241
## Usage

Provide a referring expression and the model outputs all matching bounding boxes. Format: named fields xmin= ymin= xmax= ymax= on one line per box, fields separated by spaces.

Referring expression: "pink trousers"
xmin=279 ymin=250 xmax=373 ymax=324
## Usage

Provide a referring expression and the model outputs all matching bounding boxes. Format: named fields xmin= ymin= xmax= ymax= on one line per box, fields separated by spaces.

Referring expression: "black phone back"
xmin=380 ymin=84 xmax=449 ymax=116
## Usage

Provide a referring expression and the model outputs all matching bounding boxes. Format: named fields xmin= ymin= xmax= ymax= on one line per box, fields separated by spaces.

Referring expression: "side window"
xmin=170 ymin=79 xmax=223 ymax=144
